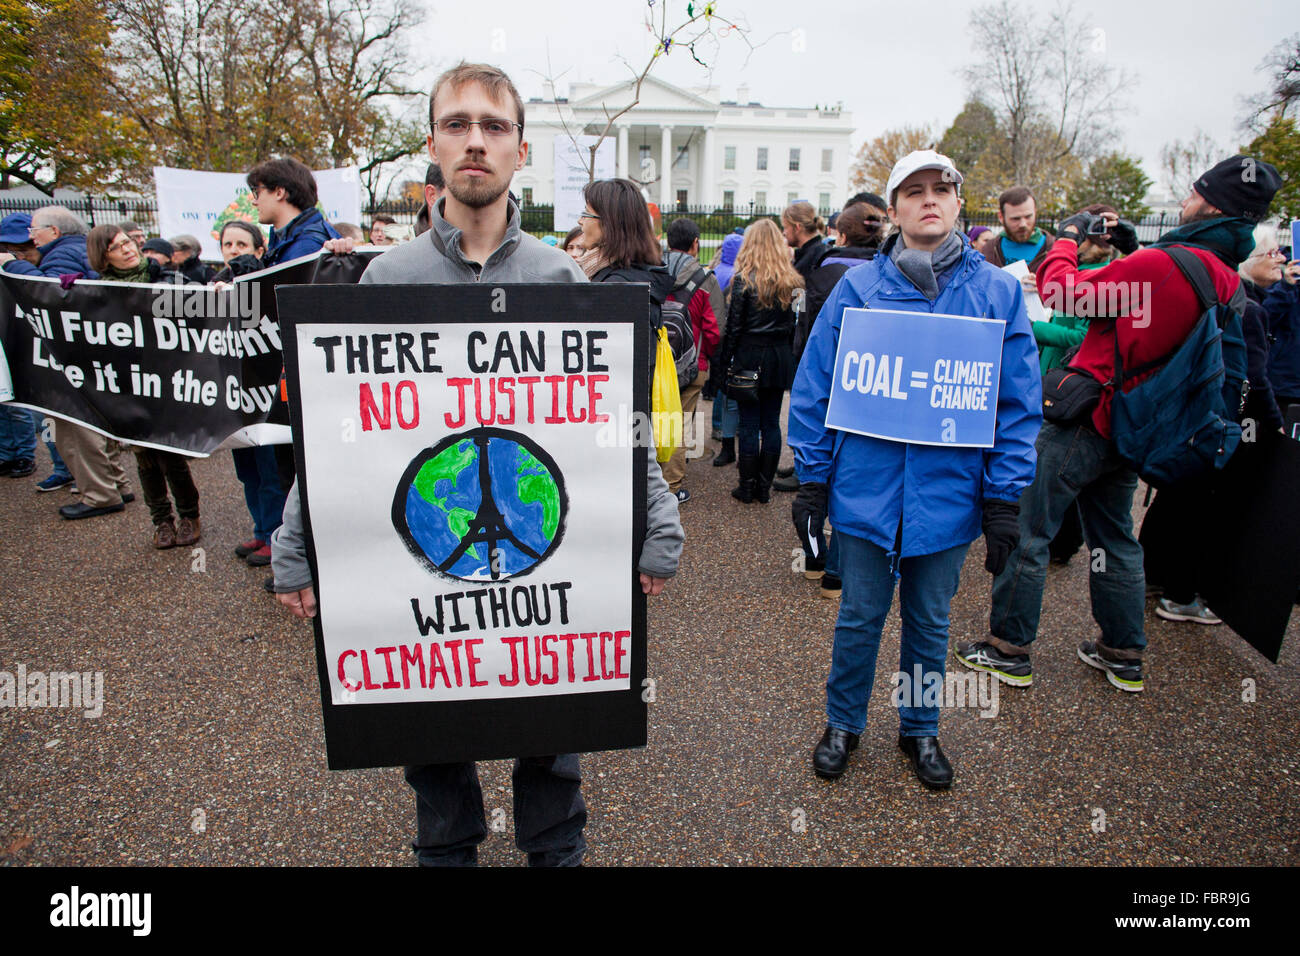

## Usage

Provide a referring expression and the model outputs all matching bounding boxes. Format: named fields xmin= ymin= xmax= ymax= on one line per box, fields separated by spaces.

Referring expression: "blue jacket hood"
xmin=3 ymin=234 xmax=99 ymax=279
xmin=788 ymin=241 xmax=1042 ymax=558
xmin=265 ymin=208 xmax=340 ymax=266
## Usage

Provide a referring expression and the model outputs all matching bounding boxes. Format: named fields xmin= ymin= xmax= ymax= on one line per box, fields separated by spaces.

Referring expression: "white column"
xmin=617 ymin=124 xmax=629 ymax=180
xmin=660 ymin=125 xmax=674 ymax=208
xmin=701 ymin=126 xmax=715 ymax=209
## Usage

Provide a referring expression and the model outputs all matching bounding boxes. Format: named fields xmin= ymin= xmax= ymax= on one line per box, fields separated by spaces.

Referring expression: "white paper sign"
xmin=295 ymin=317 xmax=635 ymax=706
xmin=1002 ymin=259 xmax=1053 ymax=323
xmin=153 ymin=166 xmax=362 ymax=254
xmin=553 ymin=137 xmax=616 ymax=232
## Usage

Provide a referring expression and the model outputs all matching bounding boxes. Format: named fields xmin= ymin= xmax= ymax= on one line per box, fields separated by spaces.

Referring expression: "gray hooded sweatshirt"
xmin=271 ymin=198 xmax=685 ymax=591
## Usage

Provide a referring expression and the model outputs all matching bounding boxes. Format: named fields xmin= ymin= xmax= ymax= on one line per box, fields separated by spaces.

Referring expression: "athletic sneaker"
xmin=1155 ymin=597 xmax=1221 ymax=625
xmin=1077 ymin=641 xmax=1144 ymax=692
xmin=674 ymin=488 xmax=691 ymax=504
xmin=954 ymin=640 xmax=1033 ymax=687
xmin=36 ymin=473 xmax=74 ymax=492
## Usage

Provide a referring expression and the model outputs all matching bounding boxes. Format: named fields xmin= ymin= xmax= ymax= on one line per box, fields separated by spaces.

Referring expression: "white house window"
xmin=755 ymin=190 xmax=767 ymax=208
xmin=522 ymin=187 xmax=534 ymax=205
xmin=787 ymin=191 xmax=799 ymax=205
xmin=819 ymin=192 xmax=831 ymax=212
xmin=756 ymin=147 xmax=768 ymax=171
xmin=524 ymin=150 xmax=533 ymax=167
xmin=789 ymin=148 xmax=801 ymax=172
xmin=724 ymin=146 xmax=736 ymax=170
xmin=821 ymin=149 xmax=833 ymax=173
xmin=723 ymin=190 xmax=735 ymax=209
xmin=676 ymin=189 xmax=688 ymax=210
xmin=674 ymin=147 xmax=689 ymax=170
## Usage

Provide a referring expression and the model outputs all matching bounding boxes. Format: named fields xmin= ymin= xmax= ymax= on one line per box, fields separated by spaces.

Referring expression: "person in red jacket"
xmin=957 ymin=155 xmax=1282 ymax=694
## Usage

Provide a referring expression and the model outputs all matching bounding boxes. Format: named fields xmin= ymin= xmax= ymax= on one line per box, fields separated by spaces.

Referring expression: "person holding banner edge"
xmin=788 ymin=149 xmax=1041 ymax=789
xmin=85 ymin=224 xmax=203 ymax=548
xmin=272 ymin=62 xmax=683 ymax=866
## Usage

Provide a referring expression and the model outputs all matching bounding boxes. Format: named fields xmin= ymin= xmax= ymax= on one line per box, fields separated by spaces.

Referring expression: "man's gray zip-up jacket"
xmin=272 ymin=199 xmax=684 ymax=591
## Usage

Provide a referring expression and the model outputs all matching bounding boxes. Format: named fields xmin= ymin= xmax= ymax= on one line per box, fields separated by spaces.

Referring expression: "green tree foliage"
xmin=102 ymin=0 xmax=426 ymax=193
xmin=1242 ymin=116 xmax=1300 ymax=221
xmin=1067 ymin=153 xmax=1153 ymax=219
xmin=0 ymin=0 xmax=147 ymax=193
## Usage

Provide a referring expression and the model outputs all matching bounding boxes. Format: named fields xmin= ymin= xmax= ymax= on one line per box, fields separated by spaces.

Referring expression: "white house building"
xmin=511 ymin=76 xmax=855 ymax=214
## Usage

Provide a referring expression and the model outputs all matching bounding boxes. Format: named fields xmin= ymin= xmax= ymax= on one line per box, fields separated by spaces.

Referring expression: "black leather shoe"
xmin=59 ymin=501 xmax=125 ymax=520
xmin=121 ymin=492 xmax=136 ymax=504
xmin=898 ymin=735 xmax=953 ymax=790
xmin=813 ymin=726 xmax=859 ymax=779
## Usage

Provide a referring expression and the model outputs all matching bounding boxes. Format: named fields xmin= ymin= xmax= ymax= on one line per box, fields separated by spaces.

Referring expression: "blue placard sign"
xmin=825 ymin=307 xmax=1006 ymax=447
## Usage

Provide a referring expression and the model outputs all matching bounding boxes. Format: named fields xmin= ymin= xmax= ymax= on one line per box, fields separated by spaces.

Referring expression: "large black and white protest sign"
xmin=278 ymin=283 xmax=650 ymax=770
xmin=0 ymin=252 xmax=375 ymax=455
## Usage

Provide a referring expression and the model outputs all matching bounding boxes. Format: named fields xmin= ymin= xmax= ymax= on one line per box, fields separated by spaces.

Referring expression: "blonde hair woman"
xmin=707 ymin=218 xmax=804 ymax=502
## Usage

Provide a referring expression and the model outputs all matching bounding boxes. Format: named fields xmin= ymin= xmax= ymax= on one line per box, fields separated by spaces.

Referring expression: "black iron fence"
xmin=0 ymin=195 xmax=1188 ymax=246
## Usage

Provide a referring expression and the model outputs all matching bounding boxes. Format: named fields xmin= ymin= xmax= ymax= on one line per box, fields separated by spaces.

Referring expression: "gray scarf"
xmin=890 ymin=231 xmax=964 ymax=300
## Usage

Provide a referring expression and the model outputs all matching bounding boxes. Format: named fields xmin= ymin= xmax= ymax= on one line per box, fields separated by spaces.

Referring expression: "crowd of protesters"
xmin=1 ymin=57 xmax=1297 ymax=864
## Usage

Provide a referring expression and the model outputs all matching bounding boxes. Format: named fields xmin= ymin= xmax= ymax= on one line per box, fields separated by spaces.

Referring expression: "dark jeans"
xmin=231 ymin=446 xmax=286 ymax=542
xmin=736 ymin=386 xmax=783 ymax=457
xmin=135 ymin=448 xmax=200 ymax=524
xmin=990 ymin=422 xmax=1146 ymax=654
xmin=403 ymin=755 xmax=586 ymax=867
xmin=827 ymin=532 xmax=969 ymax=736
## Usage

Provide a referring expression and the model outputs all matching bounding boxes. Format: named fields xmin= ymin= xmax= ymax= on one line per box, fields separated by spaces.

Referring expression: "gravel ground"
xmin=2 ymin=408 xmax=1298 ymax=867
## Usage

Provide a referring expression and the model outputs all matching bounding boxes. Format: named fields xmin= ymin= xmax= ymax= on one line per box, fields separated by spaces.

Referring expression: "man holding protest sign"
xmin=272 ymin=62 xmax=683 ymax=866
xmin=789 ymin=150 xmax=1041 ymax=790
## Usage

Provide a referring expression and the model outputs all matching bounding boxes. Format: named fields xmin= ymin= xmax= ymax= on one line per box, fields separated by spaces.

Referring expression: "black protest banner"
xmin=0 ymin=251 xmax=379 ymax=456
xmin=1196 ymin=432 xmax=1300 ymax=662
xmin=278 ymin=283 xmax=650 ymax=769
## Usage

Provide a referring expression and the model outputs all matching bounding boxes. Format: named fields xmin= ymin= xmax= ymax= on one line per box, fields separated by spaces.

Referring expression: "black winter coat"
xmin=710 ymin=276 xmax=797 ymax=393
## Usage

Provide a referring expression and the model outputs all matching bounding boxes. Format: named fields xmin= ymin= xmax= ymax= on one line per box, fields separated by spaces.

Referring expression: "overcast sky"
xmin=410 ymin=0 xmax=1299 ymax=200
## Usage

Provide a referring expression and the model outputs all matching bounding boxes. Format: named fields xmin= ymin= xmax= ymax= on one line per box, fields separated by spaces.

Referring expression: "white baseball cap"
xmin=886 ymin=149 xmax=964 ymax=208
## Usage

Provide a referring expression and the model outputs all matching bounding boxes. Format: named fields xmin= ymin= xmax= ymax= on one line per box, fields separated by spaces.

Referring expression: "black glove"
xmin=224 ymin=253 xmax=266 ymax=278
xmin=791 ymin=481 xmax=829 ymax=563
xmin=1055 ymin=211 xmax=1101 ymax=242
xmin=982 ymin=500 xmax=1020 ymax=576
xmin=1109 ymin=219 xmax=1139 ymax=256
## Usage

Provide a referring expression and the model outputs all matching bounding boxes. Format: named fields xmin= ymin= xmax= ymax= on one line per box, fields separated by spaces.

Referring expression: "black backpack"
xmin=594 ymin=263 xmax=698 ymax=390
xmin=663 ymin=257 xmax=708 ymax=388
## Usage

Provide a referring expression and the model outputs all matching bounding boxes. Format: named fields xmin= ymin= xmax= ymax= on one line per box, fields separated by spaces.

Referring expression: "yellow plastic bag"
xmin=651 ymin=326 xmax=682 ymax=463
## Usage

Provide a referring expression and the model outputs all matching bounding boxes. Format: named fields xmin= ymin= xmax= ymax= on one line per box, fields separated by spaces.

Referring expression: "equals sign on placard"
xmin=909 ymin=371 xmax=929 ymax=390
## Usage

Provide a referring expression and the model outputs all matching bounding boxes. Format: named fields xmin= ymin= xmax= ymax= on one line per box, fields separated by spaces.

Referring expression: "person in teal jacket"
xmin=789 ymin=150 xmax=1041 ymax=790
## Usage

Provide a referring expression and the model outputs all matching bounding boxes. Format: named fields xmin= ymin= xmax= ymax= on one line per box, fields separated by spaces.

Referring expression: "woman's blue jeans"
xmin=712 ymin=392 xmax=739 ymax=438
xmin=826 ymin=532 xmax=969 ymax=737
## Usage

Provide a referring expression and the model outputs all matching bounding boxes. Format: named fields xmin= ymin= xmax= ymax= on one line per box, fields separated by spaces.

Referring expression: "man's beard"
xmin=448 ymin=172 xmax=508 ymax=210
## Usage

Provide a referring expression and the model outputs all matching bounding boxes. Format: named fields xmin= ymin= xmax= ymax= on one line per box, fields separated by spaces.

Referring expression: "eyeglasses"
xmin=578 ymin=212 xmax=600 ymax=221
xmin=1248 ymin=248 xmax=1285 ymax=261
xmin=28 ymin=223 xmax=53 ymax=236
xmin=106 ymin=238 xmax=136 ymax=255
xmin=433 ymin=117 xmax=521 ymax=137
